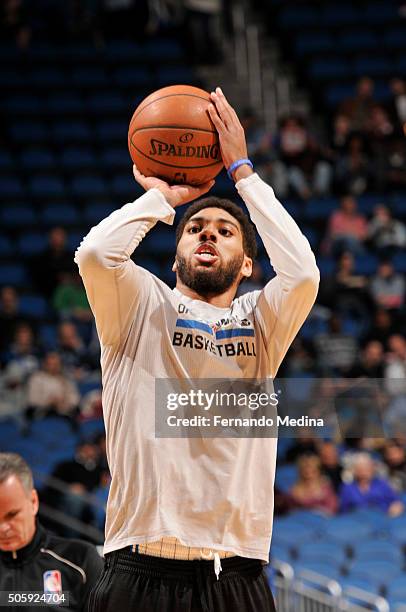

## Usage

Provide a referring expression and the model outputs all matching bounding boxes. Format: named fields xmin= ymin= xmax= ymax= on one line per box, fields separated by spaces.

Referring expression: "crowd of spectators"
xmin=276 ymin=437 xmax=406 ymax=519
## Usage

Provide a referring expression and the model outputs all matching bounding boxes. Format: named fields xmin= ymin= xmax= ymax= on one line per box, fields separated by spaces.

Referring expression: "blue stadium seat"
xmin=391 ymin=194 xmax=406 ymax=218
xmin=99 ymin=148 xmax=129 ymax=169
xmin=18 ymin=233 xmax=48 ymax=256
xmin=309 ymin=58 xmax=352 ymax=80
xmin=302 ymin=226 xmax=319 ymax=248
xmin=4 ymin=95 xmax=43 ymax=116
xmin=40 ymin=204 xmax=80 ymax=226
xmin=272 ymin=519 xmax=318 ymax=549
xmin=388 ymin=599 xmax=406 ymax=612
xmin=59 ymin=148 xmax=96 ymax=170
xmin=1 ymin=205 xmax=37 ymax=227
xmin=70 ymin=175 xmax=107 ymax=198
xmin=28 ymin=175 xmax=66 ymax=198
xmin=0 ymin=235 xmax=13 ymax=257
xmin=316 ymin=258 xmax=335 ymax=277
xmin=113 ymin=67 xmax=150 ymax=88
xmin=19 ymin=295 xmax=48 ymax=319
xmin=323 ymin=516 xmax=372 ymax=545
xmin=354 ymin=57 xmax=391 ymax=78
xmin=298 ymin=542 xmax=346 ymax=568
xmin=295 ymin=33 xmax=335 ymax=55
xmin=104 ymin=40 xmax=142 ymax=62
xmin=364 ymin=3 xmax=398 ymax=24
xmin=9 ymin=121 xmax=48 ymax=143
xmin=67 ymin=232 xmax=83 ymax=252
xmin=110 ymin=175 xmax=142 ymax=199
xmin=29 ymin=68 xmax=67 ymax=87
xmin=51 ymin=121 xmax=92 ymax=143
xmin=388 ymin=521 xmax=406 ymax=545
xmin=339 ymin=576 xmax=378 ymax=594
xmin=279 ymin=6 xmax=320 ymax=28
xmin=356 ymin=193 xmax=386 ymax=214
xmin=84 ymin=203 xmax=114 ymax=224
xmin=384 ymin=28 xmax=406 ymax=49
xmin=304 ymin=198 xmax=338 ymax=220
xmin=85 ymin=92 xmax=126 ymax=115
xmin=274 ymin=465 xmax=298 ymax=493
xmin=321 ymin=5 xmax=360 ymax=26
xmin=294 ymin=562 xmax=341 ymax=581
xmin=269 ymin=544 xmax=292 ymax=564
xmin=339 ymin=31 xmax=379 ymax=52
xmin=20 ymin=149 xmax=56 ymax=171
xmin=0 ymin=149 xmax=14 ymax=169
xmin=46 ymin=93 xmax=84 ymax=115
xmin=285 ymin=511 xmax=328 ymax=531
xmin=325 ymin=83 xmax=356 ymax=107
xmin=0 ymin=264 xmax=26 ymax=286
xmin=95 ymin=121 xmax=128 ymax=143
xmin=387 ymin=577 xmax=406 ymax=601
xmin=156 ymin=66 xmax=196 ymax=87
xmin=393 ymin=252 xmax=406 ymax=273
xmin=143 ymin=39 xmax=183 ymax=61
xmin=354 ymin=255 xmax=379 ymax=275
xmin=352 ymin=540 xmax=403 ymax=563
xmin=79 ymin=418 xmax=104 ymax=439
xmin=0 ymin=176 xmax=25 ymax=198
xmin=347 ymin=560 xmax=403 ymax=587
xmin=38 ymin=323 xmax=58 ymax=350
xmin=72 ymin=67 xmax=108 ymax=88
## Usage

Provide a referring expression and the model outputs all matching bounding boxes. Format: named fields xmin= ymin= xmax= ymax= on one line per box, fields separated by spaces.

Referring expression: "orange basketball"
xmin=128 ymin=85 xmax=223 ymax=186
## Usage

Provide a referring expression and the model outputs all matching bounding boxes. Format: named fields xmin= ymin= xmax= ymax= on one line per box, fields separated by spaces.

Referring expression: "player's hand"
xmin=208 ymin=87 xmax=253 ymax=182
xmin=133 ymin=165 xmax=214 ymax=208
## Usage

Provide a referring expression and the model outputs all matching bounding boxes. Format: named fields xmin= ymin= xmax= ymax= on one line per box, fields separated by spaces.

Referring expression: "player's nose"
xmin=199 ymin=229 xmax=217 ymax=242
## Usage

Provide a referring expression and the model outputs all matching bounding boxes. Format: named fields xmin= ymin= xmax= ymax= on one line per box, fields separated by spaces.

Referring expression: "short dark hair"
xmin=175 ymin=197 xmax=257 ymax=260
xmin=0 ymin=453 xmax=33 ymax=493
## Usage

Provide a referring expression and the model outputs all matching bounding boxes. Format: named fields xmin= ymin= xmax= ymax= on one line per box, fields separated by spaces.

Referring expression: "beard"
xmin=176 ymin=252 xmax=244 ymax=297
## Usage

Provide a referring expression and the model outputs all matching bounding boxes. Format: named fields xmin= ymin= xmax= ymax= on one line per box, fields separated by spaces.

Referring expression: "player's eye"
xmin=188 ymin=225 xmax=200 ymax=233
xmin=219 ymin=228 xmax=232 ymax=236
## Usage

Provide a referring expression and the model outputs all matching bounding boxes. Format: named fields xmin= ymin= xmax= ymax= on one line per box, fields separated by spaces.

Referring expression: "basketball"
xmin=128 ymin=85 xmax=223 ymax=186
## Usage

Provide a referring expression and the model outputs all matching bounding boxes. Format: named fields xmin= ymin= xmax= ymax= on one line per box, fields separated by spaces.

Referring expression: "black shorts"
xmin=87 ymin=547 xmax=276 ymax=612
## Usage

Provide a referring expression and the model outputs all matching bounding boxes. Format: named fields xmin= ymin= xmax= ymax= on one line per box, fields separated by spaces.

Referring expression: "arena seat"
xmin=352 ymin=540 xmax=403 ymax=564
xmin=0 ymin=235 xmax=13 ymax=257
xmin=18 ymin=233 xmax=48 ymax=256
xmin=70 ymin=175 xmax=108 ymax=198
xmin=59 ymin=149 xmax=96 ymax=171
xmin=83 ymin=203 xmax=115 ymax=225
xmin=347 ymin=560 xmax=403 ymax=586
xmin=40 ymin=204 xmax=80 ymax=226
xmin=1 ymin=205 xmax=37 ymax=227
xmin=0 ymin=263 xmax=27 ymax=287
xmin=20 ymin=149 xmax=56 ymax=171
xmin=28 ymin=175 xmax=66 ymax=199
xmin=18 ymin=295 xmax=49 ymax=319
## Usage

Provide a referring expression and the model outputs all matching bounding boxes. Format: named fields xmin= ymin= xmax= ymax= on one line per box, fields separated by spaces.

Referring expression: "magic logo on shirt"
xmin=172 ymin=308 xmax=256 ymax=357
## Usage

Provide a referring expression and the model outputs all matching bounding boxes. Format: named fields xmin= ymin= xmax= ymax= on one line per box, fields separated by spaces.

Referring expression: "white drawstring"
xmin=200 ymin=549 xmax=222 ymax=580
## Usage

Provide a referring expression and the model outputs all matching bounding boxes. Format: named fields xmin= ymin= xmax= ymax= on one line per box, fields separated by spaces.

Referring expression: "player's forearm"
xmin=74 ymin=188 xmax=175 ymax=271
xmin=236 ymin=173 xmax=319 ymax=290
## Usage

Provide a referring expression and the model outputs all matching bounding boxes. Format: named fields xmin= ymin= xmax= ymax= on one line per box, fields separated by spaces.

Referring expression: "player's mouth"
xmin=193 ymin=243 xmax=219 ymax=265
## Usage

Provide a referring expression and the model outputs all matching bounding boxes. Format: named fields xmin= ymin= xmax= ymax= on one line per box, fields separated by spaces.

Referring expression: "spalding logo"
xmin=149 ymin=139 xmax=220 ymax=160
xmin=179 ymin=133 xmax=193 ymax=143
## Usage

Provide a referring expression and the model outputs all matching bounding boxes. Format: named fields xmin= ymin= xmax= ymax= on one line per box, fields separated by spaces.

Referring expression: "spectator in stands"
xmin=2 ymin=323 xmax=40 ymax=380
xmin=0 ymin=0 xmax=31 ymax=49
xmin=381 ymin=441 xmax=406 ymax=493
xmin=26 ymin=351 xmax=80 ymax=431
xmin=367 ymin=204 xmax=406 ymax=256
xmin=0 ymin=361 xmax=27 ymax=423
xmin=339 ymin=452 xmax=404 ymax=516
xmin=388 ymin=78 xmax=406 ymax=130
xmin=272 ymin=115 xmax=332 ymax=199
xmin=53 ymin=271 xmax=92 ymax=322
xmin=339 ymin=77 xmax=376 ymax=133
xmin=290 ymin=455 xmax=338 ymax=515
xmin=347 ymin=340 xmax=385 ymax=378
xmin=30 ymin=227 xmax=75 ymax=299
xmin=370 ymin=261 xmax=405 ymax=311
xmin=384 ymin=335 xmax=406 ymax=435
xmin=0 ymin=453 xmax=103 ymax=611
xmin=314 ymin=313 xmax=358 ymax=376
xmin=323 ymin=251 xmax=370 ymax=323
xmin=334 ymin=133 xmax=371 ymax=195
xmin=364 ymin=308 xmax=397 ymax=349
xmin=384 ymin=137 xmax=406 ymax=190
xmin=49 ymin=440 xmax=103 ymax=536
xmin=330 ymin=114 xmax=352 ymax=160
xmin=0 ymin=286 xmax=29 ymax=355
xmin=57 ymin=321 xmax=89 ymax=380
xmin=323 ymin=195 xmax=367 ymax=256
xmin=280 ymin=337 xmax=316 ymax=377
xmin=318 ymin=442 xmax=343 ymax=493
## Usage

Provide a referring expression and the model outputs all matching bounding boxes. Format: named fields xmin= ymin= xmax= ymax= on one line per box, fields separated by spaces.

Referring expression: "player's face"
xmin=0 ymin=475 xmax=38 ymax=552
xmin=174 ymin=208 xmax=252 ymax=296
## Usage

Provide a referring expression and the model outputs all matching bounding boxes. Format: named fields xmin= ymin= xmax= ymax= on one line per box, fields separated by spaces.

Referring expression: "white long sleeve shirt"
xmin=75 ymin=173 xmax=319 ymax=561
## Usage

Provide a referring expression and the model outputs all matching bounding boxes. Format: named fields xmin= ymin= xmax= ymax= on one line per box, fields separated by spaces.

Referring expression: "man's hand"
xmin=208 ymin=87 xmax=254 ymax=182
xmin=133 ymin=165 xmax=214 ymax=208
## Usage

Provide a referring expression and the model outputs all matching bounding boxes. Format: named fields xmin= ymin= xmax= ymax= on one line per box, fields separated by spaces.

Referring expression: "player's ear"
xmin=241 ymin=256 xmax=253 ymax=279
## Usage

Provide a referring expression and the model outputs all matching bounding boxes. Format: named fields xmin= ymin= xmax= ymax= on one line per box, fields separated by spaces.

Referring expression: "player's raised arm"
xmin=209 ymin=88 xmax=320 ymax=377
xmin=75 ymin=175 xmax=213 ymax=346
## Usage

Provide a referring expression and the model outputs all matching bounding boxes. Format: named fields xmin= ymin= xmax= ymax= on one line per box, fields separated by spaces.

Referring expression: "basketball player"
xmin=76 ymin=88 xmax=319 ymax=611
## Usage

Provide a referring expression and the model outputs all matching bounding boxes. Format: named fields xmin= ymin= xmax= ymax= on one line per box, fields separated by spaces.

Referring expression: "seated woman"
xmin=290 ymin=454 xmax=338 ymax=515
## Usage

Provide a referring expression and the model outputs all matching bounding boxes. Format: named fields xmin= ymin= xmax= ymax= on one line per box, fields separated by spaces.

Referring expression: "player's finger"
xmin=212 ymin=87 xmax=234 ymax=125
xmin=132 ymin=164 xmax=148 ymax=187
xmin=208 ymin=104 xmax=226 ymax=133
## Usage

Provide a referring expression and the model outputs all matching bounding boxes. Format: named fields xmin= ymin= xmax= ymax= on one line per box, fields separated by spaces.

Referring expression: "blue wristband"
xmin=227 ymin=158 xmax=253 ymax=180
